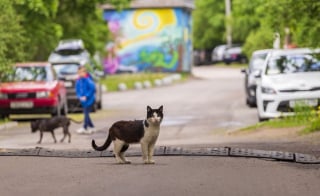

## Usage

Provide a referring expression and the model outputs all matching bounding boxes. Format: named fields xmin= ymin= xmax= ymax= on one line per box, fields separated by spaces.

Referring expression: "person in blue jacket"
xmin=75 ymin=66 xmax=96 ymax=134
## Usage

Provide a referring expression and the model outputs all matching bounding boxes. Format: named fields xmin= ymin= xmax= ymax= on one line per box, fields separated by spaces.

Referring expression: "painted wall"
xmin=103 ymin=8 xmax=192 ymax=74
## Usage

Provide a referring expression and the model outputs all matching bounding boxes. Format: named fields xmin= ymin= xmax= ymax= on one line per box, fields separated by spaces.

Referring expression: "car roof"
xmin=269 ymin=48 xmax=320 ymax=56
xmin=56 ymin=39 xmax=85 ymax=51
xmin=14 ymin=62 xmax=50 ymax=67
xmin=252 ymin=49 xmax=272 ymax=55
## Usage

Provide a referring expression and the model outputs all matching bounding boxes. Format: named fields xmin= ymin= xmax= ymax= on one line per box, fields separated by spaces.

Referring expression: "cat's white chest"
xmin=141 ymin=125 xmax=159 ymax=143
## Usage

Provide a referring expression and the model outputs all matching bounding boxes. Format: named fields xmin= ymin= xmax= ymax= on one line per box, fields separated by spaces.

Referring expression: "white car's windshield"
xmin=52 ymin=63 xmax=79 ymax=76
xmin=266 ymin=53 xmax=320 ymax=75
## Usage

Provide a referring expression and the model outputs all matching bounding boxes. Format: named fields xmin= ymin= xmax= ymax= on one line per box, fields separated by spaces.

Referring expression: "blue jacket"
xmin=75 ymin=74 xmax=96 ymax=107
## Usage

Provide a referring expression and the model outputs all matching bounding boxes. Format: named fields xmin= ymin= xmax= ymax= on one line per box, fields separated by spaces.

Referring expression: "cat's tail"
xmin=91 ymin=134 xmax=112 ymax=151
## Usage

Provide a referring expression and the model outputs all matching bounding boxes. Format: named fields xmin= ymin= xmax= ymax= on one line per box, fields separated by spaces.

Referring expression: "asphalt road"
xmin=0 ymin=66 xmax=258 ymax=149
xmin=1 ymin=66 xmax=320 ymax=196
xmin=1 ymin=156 xmax=319 ymax=196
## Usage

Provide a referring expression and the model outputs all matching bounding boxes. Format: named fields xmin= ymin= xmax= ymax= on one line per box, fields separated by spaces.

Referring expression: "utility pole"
xmin=225 ymin=0 xmax=232 ymax=47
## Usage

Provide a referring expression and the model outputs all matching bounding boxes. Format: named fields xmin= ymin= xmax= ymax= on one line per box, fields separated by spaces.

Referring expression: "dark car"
xmin=0 ymin=62 xmax=68 ymax=118
xmin=223 ymin=46 xmax=247 ymax=64
xmin=241 ymin=49 xmax=271 ymax=107
xmin=52 ymin=62 xmax=103 ymax=112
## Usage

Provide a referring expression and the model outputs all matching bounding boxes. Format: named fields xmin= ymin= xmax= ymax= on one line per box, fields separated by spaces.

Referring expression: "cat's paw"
xmin=149 ymin=160 xmax=155 ymax=164
xmin=124 ymin=160 xmax=131 ymax=164
xmin=144 ymin=160 xmax=155 ymax=164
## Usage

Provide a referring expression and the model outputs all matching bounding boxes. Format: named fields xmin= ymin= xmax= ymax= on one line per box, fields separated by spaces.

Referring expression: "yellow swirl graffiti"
xmin=121 ymin=9 xmax=177 ymax=47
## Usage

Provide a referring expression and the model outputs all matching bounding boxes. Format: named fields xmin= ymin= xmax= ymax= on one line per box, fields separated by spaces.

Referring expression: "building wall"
xmin=103 ymin=8 xmax=192 ymax=74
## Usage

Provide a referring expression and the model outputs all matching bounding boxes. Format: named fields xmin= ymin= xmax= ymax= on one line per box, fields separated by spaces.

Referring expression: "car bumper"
xmin=0 ymin=98 xmax=59 ymax=115
xmin=258 ymin=91 xmax=320 ymax=118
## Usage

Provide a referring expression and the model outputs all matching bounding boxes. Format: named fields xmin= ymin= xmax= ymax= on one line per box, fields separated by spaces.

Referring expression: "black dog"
xmin=31 ymin=116 xmax=82 ymax=144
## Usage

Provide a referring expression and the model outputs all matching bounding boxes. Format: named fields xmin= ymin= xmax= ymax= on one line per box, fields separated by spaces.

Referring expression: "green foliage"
xmin=193 ymin=0 xmax=320 ymax=58
xmin=0 ymin=0 xmax=26 ymax=81
xmin=54 ymin=0 xmax=108 ymax=55
xmin=192 ymin=0 xmax=225 ymax=49
xmin=100 ymin=73 xmax=189 ymax=92
xmin=14 ymin=0 xmax=61 ymax=61
xmin=242 ymin=104 xmax=320 ymax=134
xmin=242 ymin=27 xmax=274 ymax=57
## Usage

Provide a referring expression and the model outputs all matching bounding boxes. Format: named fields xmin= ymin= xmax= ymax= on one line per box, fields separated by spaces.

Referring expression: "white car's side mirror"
xmin=253 ymin=70 xmax=262 ymax=78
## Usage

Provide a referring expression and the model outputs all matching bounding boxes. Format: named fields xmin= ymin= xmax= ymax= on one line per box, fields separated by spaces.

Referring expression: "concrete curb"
xmin=116 ymin=73 xmax=182 ymax=91
xmin=0 ymin=146 xmax=319 ymax=164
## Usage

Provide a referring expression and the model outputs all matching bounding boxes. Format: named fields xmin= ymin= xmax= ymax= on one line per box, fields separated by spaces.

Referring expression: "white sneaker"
xmin=76 ymin=127 xmax=86 ymax=134
xmin=88 ymin=127 xmax=96 ymax=133
xmin=83 ymin=129 xmax=92 ymax=134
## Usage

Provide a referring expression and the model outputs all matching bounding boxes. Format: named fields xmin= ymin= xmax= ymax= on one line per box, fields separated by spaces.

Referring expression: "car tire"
xmin=97 ymin=100 xmax=102 ymax=110
xmin=258 ymin=115 xmax=268 ymax=122
xmin=52 ymin=97 xmax=62 ymax=117
xmin=91 ymin=103 xmax=97 ymax=113
xmin=0 ymin=114 xmax=8 ymax=119
xmin=246 ymin=98 xmax=256 ymax=108
xmin=61 ymin=101 xmax=68 ymax=115
xmin=52 ymin=106 xmax=61 ymax=117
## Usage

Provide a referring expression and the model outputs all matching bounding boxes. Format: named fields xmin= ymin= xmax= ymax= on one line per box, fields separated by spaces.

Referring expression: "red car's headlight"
xmin=36 ymin=91 xmax=53 ymax=98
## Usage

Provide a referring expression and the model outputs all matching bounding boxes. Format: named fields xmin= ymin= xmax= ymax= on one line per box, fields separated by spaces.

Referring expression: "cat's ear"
xmin=159 ymin=105 xmax=163 ymax=112
xmin=147 ymin=105 xmax=152 ymax=112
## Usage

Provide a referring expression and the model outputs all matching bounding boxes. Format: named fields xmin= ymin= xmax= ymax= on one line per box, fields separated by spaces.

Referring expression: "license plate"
xmin=10 ymin=101 xmax=34 ymax=109
xmin=64 ymin=81 xmax=73 ymax=87
xmin=289 ymin=99 xmax=318 ymax=108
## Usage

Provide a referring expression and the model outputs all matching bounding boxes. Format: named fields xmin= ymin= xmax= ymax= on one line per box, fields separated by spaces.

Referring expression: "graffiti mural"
xmin=103 ymin=8 xmax=192 ymax=74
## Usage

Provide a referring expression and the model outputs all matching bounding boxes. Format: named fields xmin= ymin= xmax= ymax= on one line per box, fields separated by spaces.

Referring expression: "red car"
xmin=0 ymin=62 xmax=68 ymax=118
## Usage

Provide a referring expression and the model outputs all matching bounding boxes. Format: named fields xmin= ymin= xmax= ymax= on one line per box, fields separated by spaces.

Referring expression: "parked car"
xmin=0 ymin=62 xmax=68 ymax=118
xmin=48 ymin=39 xmax=90 ymax=65
xmin=211 ymin=44 xmax=242 ymax=64
xmin=194 ymin=49 xmax=213 ymax=66
xmin=255 ymin=48 xmax=320 ymax=121
xmin=241 ymin=49 xmax=272 ymax=107
xmin=223 ymin=46 xmax=247 ymax=64
xmin=211 ymin=45 xmax=228 ymax=63
xmin=49 ymin=39 xmax=103 ymax=112
xmin=51 ymin=61 xmax=103 ymax=112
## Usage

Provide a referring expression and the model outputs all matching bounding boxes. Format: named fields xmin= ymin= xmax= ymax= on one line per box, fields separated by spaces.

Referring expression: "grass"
xmin=241 ymin=105 xmax=320 ymax=134
xmin=99 ymin=72 xmax=190 ymax=92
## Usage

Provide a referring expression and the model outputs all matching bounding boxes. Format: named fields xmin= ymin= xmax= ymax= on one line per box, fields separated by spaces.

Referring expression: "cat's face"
xmin=146 ymin=105 xmax=163 ymax=124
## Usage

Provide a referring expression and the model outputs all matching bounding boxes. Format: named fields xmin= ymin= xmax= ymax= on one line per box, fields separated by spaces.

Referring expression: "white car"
xmin=242 ymin=49 xmax=272 ymax=107
xmin=256 ymin=48 xmax=320 ymax=121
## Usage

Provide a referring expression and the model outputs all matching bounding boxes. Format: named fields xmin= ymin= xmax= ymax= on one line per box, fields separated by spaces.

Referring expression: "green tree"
xmin=0 ymin=0 xmax=131 ymax=78
xmin=0 ymin=0 xmax=26 ymax=81
xmin=54 ymin=0 xmax=131 ymax=56
xmin=192 ymin=0 xmax=225 ymax=49
xmin=14 ymin=0 xmax=61 ymax=61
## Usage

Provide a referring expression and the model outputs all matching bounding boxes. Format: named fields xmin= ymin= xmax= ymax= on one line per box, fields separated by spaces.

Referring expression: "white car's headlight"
xmin=261 ymin=86 xmax=277 ymax=94
xmin=0 ymin=92 xmax=8 ymax=99
xmin=36 ymin=91 xmax=51 ymax=98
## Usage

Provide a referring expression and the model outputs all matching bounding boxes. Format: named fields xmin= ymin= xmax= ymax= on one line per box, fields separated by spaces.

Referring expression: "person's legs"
xmin=77 ymin=106 xmax=91 ymax=134
xmin=85 ymin=105 xmax=94 ymax=128
xmin=81 ymin=105 xmax=95 ymax=133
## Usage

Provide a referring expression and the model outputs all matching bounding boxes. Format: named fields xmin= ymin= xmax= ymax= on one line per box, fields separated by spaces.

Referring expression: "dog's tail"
xmin=92 ymin=133 xmax=112 ymax=151
xmin=68 ymin=118 xmax=83 ymax=124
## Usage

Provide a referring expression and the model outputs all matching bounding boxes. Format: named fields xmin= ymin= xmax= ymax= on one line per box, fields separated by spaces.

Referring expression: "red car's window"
xmin=12 ymin=67 xmax=47 ymax=82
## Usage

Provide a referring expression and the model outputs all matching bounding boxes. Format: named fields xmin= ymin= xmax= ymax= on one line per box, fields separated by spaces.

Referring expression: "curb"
xmin=116 ymin=73 xmax=182 ymax=91
xmin=0 ymin=146 xmax=319 ymax=164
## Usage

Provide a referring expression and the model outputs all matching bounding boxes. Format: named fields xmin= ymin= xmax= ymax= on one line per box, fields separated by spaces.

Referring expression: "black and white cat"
xmin=92 ymin=105 xmax=163 ymax=164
